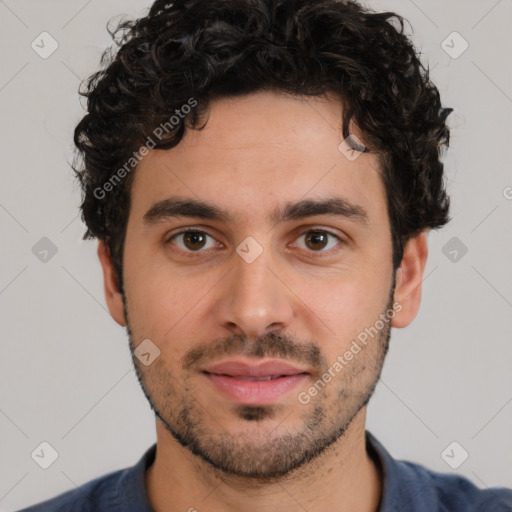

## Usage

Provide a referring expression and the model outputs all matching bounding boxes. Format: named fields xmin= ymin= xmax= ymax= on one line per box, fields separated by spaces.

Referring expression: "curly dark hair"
xmin=74 ymin=0 xmax=452 ymax=293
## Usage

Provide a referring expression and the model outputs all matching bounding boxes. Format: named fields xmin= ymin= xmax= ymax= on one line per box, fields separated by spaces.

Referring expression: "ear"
xmin=391 ymin=231 xmax=429 ymax=328
xmin=97 ymin=239 xmax=127 ymax=326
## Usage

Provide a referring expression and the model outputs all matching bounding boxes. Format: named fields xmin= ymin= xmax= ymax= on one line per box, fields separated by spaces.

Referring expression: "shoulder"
xmin=16 ymin=468 xmax=124 ymax=512
xmin=366 ymin=431 xmax=512 ymax=512
xmin=17 ymin=444 xmax=156 ymax=512
xmin=401 ymin=458 xmax=512 ymax=511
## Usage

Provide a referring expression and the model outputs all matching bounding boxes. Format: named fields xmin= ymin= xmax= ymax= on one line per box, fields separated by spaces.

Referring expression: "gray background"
xmin=1 ymin=0 xmax=511 ymax=510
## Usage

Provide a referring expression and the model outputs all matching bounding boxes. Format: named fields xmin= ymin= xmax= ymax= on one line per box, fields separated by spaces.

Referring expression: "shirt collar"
xmin=116 ymin=443 xmax=156 ymax=512
xmin=366 ymin=430 xmax=435 ymax=512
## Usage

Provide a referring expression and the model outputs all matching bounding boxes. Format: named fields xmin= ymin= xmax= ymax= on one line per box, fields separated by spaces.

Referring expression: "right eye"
xmin=166 ymin=230 xmax=220 ymax=253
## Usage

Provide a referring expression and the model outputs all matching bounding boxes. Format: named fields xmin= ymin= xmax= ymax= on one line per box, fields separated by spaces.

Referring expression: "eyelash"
xmin=165 ymin=228 xmax=345 ymax=258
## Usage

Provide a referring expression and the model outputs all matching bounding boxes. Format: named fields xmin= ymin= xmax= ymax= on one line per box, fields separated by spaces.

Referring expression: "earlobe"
xmin=391 ymin=231 xmax=429 ymax=329
xmin=97 ymin=240 xmax=127 ymax=327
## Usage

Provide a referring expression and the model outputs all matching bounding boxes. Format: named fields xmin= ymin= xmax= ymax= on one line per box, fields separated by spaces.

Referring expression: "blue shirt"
xmin=18 ymin=431 xmax=512 ymax=511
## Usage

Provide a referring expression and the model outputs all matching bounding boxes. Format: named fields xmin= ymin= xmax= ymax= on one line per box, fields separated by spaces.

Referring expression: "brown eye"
xmin=295 ymin=230 xmax=342 ymax=253
xmin=183 ymin=231 xmax=207 ymax=250
xmin=169 ymin=231 xmax=217 ymax=252
xmin=304 ymin=231 xmax=329 ymax=250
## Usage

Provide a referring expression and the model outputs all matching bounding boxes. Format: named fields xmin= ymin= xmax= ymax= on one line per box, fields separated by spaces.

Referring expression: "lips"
xmin=202 ymin=360 xmax=308 ymax=379
xmin=201 ymin=359 xmax=309 ymax=405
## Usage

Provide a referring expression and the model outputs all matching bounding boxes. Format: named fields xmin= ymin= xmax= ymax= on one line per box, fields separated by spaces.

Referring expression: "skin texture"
xmin=98 ymin=90 xmax=428 ymax=511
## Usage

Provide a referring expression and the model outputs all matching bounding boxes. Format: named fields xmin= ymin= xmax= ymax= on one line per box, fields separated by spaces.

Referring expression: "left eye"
xmin=168 ymin=231 xmax=218 ymax=252
xmin=294 ymin=230 xmax=342 ymax=252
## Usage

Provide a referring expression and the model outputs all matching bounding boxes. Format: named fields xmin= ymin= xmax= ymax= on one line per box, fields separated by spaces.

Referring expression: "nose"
xmin=213 ymin=244 xmax=295 ymax=340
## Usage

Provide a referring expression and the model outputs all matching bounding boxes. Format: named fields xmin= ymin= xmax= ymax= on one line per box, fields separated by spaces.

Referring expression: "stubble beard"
xmin=123 ymin=286 xmax=394 ymax=481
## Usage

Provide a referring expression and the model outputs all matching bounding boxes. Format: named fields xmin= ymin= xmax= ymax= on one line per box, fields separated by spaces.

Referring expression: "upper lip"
xmin=201 ymin=359 xmax=309 ymax=378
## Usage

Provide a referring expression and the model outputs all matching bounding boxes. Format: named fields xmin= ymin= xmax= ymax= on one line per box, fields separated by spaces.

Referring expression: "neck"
xmin=145 ymin=408 xmax=382 ymax=512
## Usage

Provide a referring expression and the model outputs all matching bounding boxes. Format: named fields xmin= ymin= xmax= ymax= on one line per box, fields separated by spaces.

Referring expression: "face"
xmin=99 ymin=90 xmax=424 ymax=480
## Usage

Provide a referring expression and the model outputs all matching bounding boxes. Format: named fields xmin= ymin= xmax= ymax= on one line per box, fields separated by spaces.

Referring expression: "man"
xmin=19 ymin=0 xmax=512 ymax=510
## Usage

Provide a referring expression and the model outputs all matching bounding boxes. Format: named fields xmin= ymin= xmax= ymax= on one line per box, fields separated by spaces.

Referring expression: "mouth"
xmin=200 ymin=359 xmax=310 ymax=405
xmin=211 ymin=375 xmax=290 ymax=381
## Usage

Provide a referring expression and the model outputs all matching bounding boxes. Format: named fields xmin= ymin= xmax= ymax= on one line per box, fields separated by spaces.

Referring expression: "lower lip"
xmin=203 ymin=372 xmax=309 ymax=405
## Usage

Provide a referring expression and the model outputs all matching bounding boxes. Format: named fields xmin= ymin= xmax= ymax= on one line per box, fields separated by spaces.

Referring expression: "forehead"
xmin=129 ymin=90 xmax=387 ymax=229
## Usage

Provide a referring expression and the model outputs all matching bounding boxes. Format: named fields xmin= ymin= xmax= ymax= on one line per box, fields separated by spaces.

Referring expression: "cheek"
xmin=296 ymin=268 xmax=390 ymax=330
xmin=123 ymin=257 xmax=217 ymax=351
xmin=291 ymin=274 xmax=392 ymax=374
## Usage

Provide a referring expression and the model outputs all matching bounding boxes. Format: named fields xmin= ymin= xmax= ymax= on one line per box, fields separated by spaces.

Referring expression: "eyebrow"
xmin=143 ymin=196 xmax=369 ymax=227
